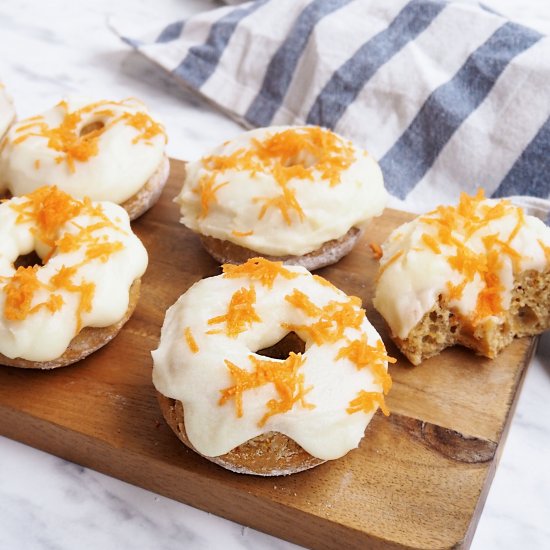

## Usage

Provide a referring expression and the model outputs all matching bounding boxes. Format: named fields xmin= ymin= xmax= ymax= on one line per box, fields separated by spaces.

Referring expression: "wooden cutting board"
xmin=0 ymin=159 xmax=536 ymax=550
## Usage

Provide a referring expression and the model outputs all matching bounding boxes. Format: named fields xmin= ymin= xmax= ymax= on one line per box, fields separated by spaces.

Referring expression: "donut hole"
xmin=256 ymin=332 xmax=305 ymax=360
xmin=80 ymin=120 xmax=105 ymax=137
xmin=281 ymin=151 xmax=317 ymax=169
xmin=14 ymin=251 xmax=43 ymax=269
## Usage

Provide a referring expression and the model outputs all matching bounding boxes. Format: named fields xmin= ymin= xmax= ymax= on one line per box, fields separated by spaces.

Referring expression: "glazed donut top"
xmin=0 ymin=97 xmax=166 ymax=203
xmin=0 ymin=186 xmax=148 ymax=362
xmin=176 ymin=126 xmax=388 ymax=256
xmin=0 ymin=83 xmax=15 ymax=139
xmin=373 ymin=190 xmax=550 ymax=340
xmin=152 ymin=257 xmax=393 ymax=461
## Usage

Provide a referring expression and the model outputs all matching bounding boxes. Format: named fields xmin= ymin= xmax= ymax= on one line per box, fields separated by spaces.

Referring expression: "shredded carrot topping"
xmin=347 ymin=390 xmax=389 ymax=417
xmin=199 ymin=127 xmax=356 ymax=223
xmin=10 ymin=186 xmax=83 ymax=247
xmin=507 ymin=208 xmax=525 ymax=244
xmin=285 ymin=289 xmax=322 ymax=317
xmin=10 ymin=187 xmax=125 ymax=264
xmin=204 ymin=127 xmax=355 ymax=186
xmin=39 ymin=294 xmax=64 ymax=314
xmin=312 ymin=274 xmax=338 ymax=290
xmin=483 ymin=234 xmax=522 ymax=272
xmin=219 ymin=352 xmax=314 ymax=426
xmin=11 ymin=100 xmax=165 ymax=172
xmin=250 ymin=127 xmax=356 ymax=187
xmin=447 ymin=247 xmax=485 ymax=282
xmin=369 ymin=242 xmax=383 ymax=260
xmin=446 ymin=280 xmax=467 ymax=301
xmin=194 ymin=174 xmax=229 ymax=219
xmin=231 ymin=230 xmax=254 ymax=238
xmin=122 ymin=111 xmax=165 ymax=144
xmin=222 ymin=257 xmax=297 ymax=289
xmin=472 ymin=249 xmax=504 ymax=323
xmin=85 ymin=241 xmax=124 ymax=263
xmin=184 ymin=327 xmax=199 ymax=354
xmin=2 ymin=263 xmax=94 ymax=328
xmin=55 ymin=221 xmax=110 ymax=254
xmin=283 ymin=297 xmax=364 ymax=345
xmin=254 ymin=183 xmax=305 ymax=225
xmin=2 ymin=187 xmax=126 ymax=325
xmin=421 ymin=233 xmax=441 ymax=254
xmin=335 ymin=336 xmax=394 ymax=394
xmin=3 ymin=266 xmax=42 ymax=321
xmin=207 ymin=286 xmax=261 ymax=338
xmin=388 ymin=190 xmax=532 ymax=326
xmin=203 ymin=147 xmax=261 ymax=173
xmin=50 ymin=266 xmax=96 ymax=331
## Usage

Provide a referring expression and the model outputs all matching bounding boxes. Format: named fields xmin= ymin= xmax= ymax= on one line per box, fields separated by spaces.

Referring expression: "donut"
xmin=0 ymin=82 xmax=15 ymax=140
xmin=373 ymin=190 xmax=550 ymax=365
xmin=0 ymin=185 xmax=148 ymax=369
xmin=176 ymin=126 xmax=388 ymax=270
xmin=0 ymin=97 xmax=169 ymax=220
xmin=152 ymin=257 xmax=393 ymax=475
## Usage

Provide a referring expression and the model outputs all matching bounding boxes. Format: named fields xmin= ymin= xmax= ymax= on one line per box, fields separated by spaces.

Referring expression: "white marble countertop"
xmin=0 ymin=1 xmax=549 ymax=549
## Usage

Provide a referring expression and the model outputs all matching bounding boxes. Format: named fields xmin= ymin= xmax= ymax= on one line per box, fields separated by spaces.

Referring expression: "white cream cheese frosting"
xmin=0 ymin=97 xmax=166 ymax=203
xmin=373 ymin=191 xmax=550 ymax=340
xmin=152 ymin=258 xmax=393 ymax=461
xmin=0 ymin=186 xmax=148 ymax=361
xmin=0 ymin=83 xmax=15 ymax=140
xmin=176 ymin=126 xmax=388 ymax=256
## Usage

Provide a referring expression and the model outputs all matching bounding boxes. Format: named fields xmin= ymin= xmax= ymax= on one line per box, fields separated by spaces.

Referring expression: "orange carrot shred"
xmin=207 ymin=286 xmax=261 ymax=338
xmin=184 ymin=327 xmax=199 ymax=354
xmin=219 ymin=352 xmax=314 ymax=426
xmin=335 ymin=336 xmax=394 ymax=394
xmin=347 ymin=390 xmax=389 ymax=417
xmin=222 ymin=257 xmax=297 ymax=289
xmin=11 ymin=100 xmax=165 ymax=171
xmin=231 ymin=230 xmax=254 ymax=237
xmin=369 ymin=242 xmax=383 ymax=260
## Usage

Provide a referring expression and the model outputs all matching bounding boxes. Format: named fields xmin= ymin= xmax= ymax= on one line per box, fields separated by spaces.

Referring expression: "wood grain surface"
xmin=0 ymin=159 xmax=537 ymax=550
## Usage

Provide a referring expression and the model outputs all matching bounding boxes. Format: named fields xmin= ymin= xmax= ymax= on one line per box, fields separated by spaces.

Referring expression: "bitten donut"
xmin=0 ymin=82 xmax=15 ymax=140
xmin=0 ymin=185 xmax=148 ymax=369
xmin=153 ymin=257 xmax=393 ymax=476
xmin=176 ymin=126 xmax=388 ymax=270
xmin=373 ymin=190 xmax=550 ymax=365
xmin=0 ymin=97 xmax=169 ymax=219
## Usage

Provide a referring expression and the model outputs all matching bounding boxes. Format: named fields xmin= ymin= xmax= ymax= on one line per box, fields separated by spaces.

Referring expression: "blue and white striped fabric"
xmin=113 ymin=0 xmax=550 ymax=217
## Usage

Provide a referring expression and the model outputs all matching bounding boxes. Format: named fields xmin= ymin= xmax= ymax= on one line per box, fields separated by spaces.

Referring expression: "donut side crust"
xmin=157 ymin=392 xmax=325 ymax=476
xmin=393 ymin=269 xmax=550 ymax=365
xmin=200 ymin=226 xmax=363 ymax=270
xmin=0 ymin=278 xmax=141 ymax=370
xmin=122 ymin=154 xmax=170 ymax=221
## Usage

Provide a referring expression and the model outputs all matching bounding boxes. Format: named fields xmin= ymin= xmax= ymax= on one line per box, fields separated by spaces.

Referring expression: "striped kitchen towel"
xmin=113 ymin=0 xmax=550 ymax=217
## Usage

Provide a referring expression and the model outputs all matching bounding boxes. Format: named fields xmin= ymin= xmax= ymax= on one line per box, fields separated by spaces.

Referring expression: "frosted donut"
xmin=0 ymin=185 xmax=148 ymax=369
xmin=0 ymin=97 xmax=169 ymax=220
xmin=176 ymin=126 xmax=388 ymax=270
xmin=153 ymin=257 xmax=393 ymax=476
xmin=0 ymin=83 xmax=15 ymax=140
xmin=373 ymin=190 xmax=550 ymax=365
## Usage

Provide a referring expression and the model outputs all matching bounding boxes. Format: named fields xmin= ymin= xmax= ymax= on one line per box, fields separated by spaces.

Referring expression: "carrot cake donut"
xmin=0 ymin=82 xmax=15 ymax=140
xmin=0 ymin=97 xmax=169 ymax=219
xmin=153 ymin=257 xmax=393 ymax=475
xmin=175 ymin=126 xmax=388 ymax=270
xmin=373 ymin=190 xmax=550 ymax=365
xmin=0 ymin=185 xmax=148 ymax=369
